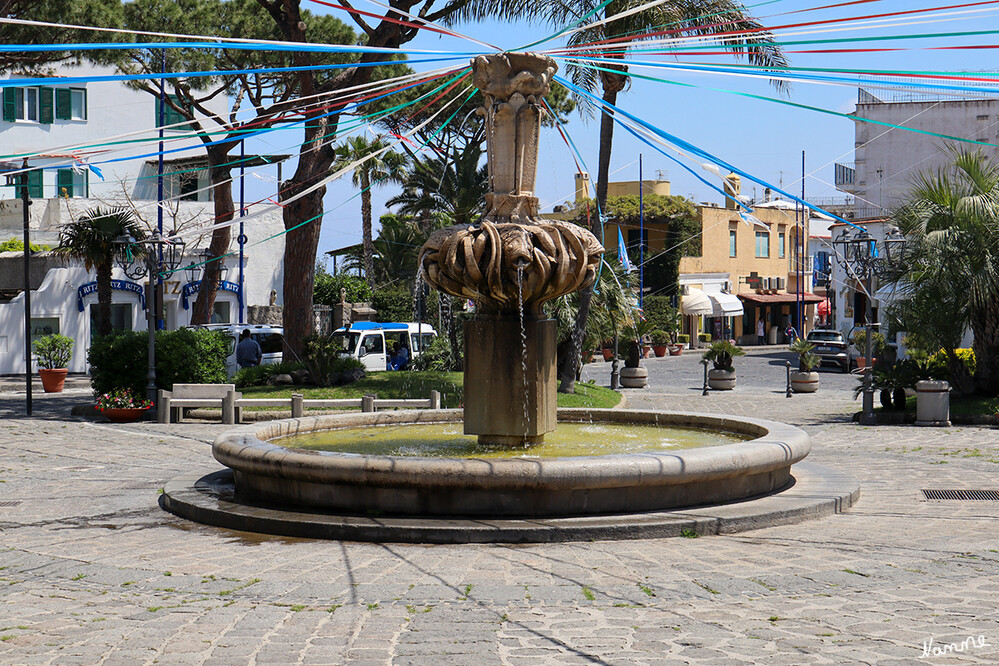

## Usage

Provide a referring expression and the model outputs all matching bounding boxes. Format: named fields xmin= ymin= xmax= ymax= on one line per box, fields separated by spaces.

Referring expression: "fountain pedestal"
xmin=464 ymin=317 xmax=556 ymax=445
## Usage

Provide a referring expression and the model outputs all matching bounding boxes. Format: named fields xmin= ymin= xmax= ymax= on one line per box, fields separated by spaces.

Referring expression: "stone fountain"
xmin=161 ymin=53 xmax=857 ymax=544
xmin=419 ymin=53 xmax=603 ymax=446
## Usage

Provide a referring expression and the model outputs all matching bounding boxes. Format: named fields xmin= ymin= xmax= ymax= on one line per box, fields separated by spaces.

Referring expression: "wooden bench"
xmin=157 ymin=384 xmax=242 ymax=424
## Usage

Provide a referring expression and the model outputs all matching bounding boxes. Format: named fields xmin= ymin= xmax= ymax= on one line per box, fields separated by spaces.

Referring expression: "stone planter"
xmin=790 ymin=371 xmax=819 ymax=393
xmin=652 ymin=345 xmax=668 ymax=358
xmin=38 ymin=368 xmax=68 ymax=393
xmin=620 ymin=366 xmax=648 ymax=388
xmin=707 ymin=368 xmax=736 ymax=390
xmin=100 ymin=407 xmax=150 ymax=423
xmin=916 ymin=380 xmax=951 ymax=426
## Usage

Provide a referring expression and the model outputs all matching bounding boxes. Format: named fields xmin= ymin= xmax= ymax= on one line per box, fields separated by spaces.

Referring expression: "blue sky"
xmin=275 ymin=1 xmax=999 ymax=259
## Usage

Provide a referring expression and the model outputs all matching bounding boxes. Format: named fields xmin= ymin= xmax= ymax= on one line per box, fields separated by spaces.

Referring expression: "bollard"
xmin=701 ymin=359 xmax=709 ymax=396
xmin=291 ymin=393 xmax=304 ymax=418
xmin=157 ymin=390 xmax=170 ymax=424
xmin=785 ymin=361 xmax=793 ymax=398
xmin=362 ymin=393 xmax=376 ymax=413
xmin=429 ymin=390 xmax=441 ymax=410
xmin=222 ymin=390 xmax=236 ymax=425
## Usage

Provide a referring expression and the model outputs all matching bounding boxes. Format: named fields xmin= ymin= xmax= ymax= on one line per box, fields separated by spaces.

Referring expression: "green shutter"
xmin=55 ymin=88 xmax=72 ymax=120
xmin=2 ymin=87 xmax=15 ymax=122
xmin=57 ymin=169 xmax=73 ymax=198
xmin=39 ymin=87 xmax=53 ymax=124
xmin=83 ymin=169 xmax=89 ymax=197
xmin=23 ymin=170 xmax=43 ymax=199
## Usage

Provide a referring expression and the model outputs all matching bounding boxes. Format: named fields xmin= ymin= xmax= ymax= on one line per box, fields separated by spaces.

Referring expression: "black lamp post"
xmin=832 ymin=225 xmax=906 ymax=425
xmin=114 ymin=232 xmax=186 ymax=404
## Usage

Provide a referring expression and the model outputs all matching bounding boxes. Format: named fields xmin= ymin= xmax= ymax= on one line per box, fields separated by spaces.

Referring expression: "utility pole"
xmin=21 ymin=159 xmax=32 ymax=415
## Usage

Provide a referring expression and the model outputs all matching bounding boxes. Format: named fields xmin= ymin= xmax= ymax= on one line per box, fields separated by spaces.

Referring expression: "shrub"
xmin=313 ymin=270 xmax=371 ymax=305
xmin=233 ymin=361 xmax=306 ymax=388
xmin=371 ymin=286 xmax=413 ymax=322
xmin=32 ymin=334 xmax=73 ymax=369
xmin=302 ymin=334 xmax=364 ymax=386
xmin=851 ymin=329 xmax=887 ymax=357
xmin=789 ymin=338 xmax=820 ymax=372
xmin=88 ymin=328 xmax=228 ymax=397
xmin=411 ymin=334 xmax=461 ymax=371
xmin=926 ymin=347 xmax=976 ymax=380
xmin=677 ymin=334 xmax=690 ymax=344
xmin=0 ymin=237 xmax=48 ymax=252
xmin=698 ymin=333 xmax=712 ymax=343
xmin=702 ymin=340 xmax=745 ymax=371
xmin=642 ymin=295 xmax=678 ymax=338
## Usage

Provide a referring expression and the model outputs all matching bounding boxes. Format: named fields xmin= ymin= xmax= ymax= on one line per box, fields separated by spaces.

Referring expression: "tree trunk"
xmin=190 ymin=143 xmax=234 ymax=325
xmin=361 ymin=169 xmax=375 ymax=289
xmin=946 ymin=349 xmax=976 ymax=396
xmin=560 ymin=67 xmax=629 ymax=394
xmin=96 ymin=261 xmax=113 ymax=336
xmin=971 ymin=295 xmax=999 ymax=396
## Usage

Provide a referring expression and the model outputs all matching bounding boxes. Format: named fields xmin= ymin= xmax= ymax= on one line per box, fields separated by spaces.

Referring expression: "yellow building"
xmin=601 ymin=175 xmax=822 ymax=344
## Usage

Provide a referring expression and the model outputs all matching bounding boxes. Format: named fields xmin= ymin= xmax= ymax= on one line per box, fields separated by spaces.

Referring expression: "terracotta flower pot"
xmin=642 ymin=345 xmax=653 ymax=359
xmin=668 ymin=345 xmax=683 ymax=356
xmin=652 ymin=345 xmax=668 ymax=358
xmin=38 ymin=368 xmax=68 ymax=393
xmin=601 ymin=348 xmax=614 ymax=362
xmin=100 ymin=407 xmax=150 ymax=423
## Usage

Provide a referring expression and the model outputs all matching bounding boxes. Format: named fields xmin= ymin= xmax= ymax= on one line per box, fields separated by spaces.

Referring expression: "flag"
xmin=617 ymin=227 xmax=634 ymax=272
xmin=739 ymin=211 xmax=769 ymax=229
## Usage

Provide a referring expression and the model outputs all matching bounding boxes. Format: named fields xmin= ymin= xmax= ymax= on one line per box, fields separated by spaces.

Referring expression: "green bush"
xmin=676 ymin=334 xmax=690 ymax=344
xmin=88 ymin=328 xmax=228 ymax=397
xmin=32 ymin=334 xmax=73 ymax=369
xmin=302 ymin=334 xmax=364 ymax=386
xmin=313 ymin=270 xmax=371 ymax=305
xmin=233 ymin=361 xmax=306 ymax=388
xmin=642 ymin=295 xmax=678 ymax=338
xmin=0 ymin=237 xmax=49 ymax=252
xmin=926 ymin=347 xmax=976 ymax=380
xmin=371 ymin=286 xmax=413 ymax=322
xmin=411 ymin=334 xmax=461 ymax=371
xmin=698 ymin=333 xmax=712 ymax=343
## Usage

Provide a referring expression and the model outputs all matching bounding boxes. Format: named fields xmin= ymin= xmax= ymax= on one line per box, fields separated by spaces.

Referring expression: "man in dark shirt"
xmin=236 ymin=329 xmax=262 ymax=368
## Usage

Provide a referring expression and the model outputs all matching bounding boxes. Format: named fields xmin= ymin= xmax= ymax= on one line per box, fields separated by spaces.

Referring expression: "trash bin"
xmin=915 ymin=380 xmax=951 ymax=426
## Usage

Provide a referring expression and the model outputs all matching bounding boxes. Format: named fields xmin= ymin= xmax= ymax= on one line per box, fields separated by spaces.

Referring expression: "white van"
xmin=186 ymin=324 xmax=284 ymax=377
xmin=331 ymin=322 xmax=437 ymax=372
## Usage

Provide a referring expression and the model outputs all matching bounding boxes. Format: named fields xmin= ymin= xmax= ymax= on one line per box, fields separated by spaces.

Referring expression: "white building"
xmin=835 ymin=87 xmax=999 ymax=218
xmin=0 ymin=64 xmax=287 ymax=375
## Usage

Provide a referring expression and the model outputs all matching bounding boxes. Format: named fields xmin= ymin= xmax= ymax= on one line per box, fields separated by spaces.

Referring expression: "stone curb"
xmin=161 ymin=461 xmax=858 ymax=544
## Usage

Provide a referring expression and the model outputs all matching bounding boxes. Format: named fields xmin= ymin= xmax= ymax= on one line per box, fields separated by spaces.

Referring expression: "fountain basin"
xmin=212 ymin=409 xmax=811 ymax=518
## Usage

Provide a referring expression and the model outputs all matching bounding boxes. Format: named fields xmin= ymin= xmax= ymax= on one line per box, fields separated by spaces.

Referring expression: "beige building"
xmin=600 ymin=175 xmax=822 ymax=344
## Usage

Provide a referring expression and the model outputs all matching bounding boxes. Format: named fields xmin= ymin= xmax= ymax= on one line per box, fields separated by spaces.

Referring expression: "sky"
xmin=241 ymin=1 xmax=999 ymax=261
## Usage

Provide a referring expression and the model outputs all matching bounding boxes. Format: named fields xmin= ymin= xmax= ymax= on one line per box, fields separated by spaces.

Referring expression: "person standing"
xmin=236 ymin=329 xmax=262 ymax=368
xmin=756 ymin=317 xmax=766 ymax=345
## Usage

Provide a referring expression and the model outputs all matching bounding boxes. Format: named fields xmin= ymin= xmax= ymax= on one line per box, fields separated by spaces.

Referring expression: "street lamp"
xmin=832 ymin=225 xmax=906 ymax=425
xmin=114 ymin=232 xmax=186 ymax=405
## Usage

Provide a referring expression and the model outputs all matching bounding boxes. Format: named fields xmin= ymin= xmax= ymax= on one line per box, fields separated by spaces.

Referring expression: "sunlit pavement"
xmin=1 ymin=359 xmax=998 ymax=665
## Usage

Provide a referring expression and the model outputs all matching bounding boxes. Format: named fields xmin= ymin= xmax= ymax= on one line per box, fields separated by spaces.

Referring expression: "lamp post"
xmin=114 ymin=232 xmax=186 ymax=404
xmin=832 ymin=225 xmax=906 ymax=425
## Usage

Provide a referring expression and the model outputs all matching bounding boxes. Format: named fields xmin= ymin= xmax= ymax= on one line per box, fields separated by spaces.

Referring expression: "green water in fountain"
xmin=274 ymin=422 xmax=748 ymax=458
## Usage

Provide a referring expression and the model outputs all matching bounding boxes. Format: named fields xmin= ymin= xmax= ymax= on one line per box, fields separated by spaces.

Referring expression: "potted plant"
xmin=620 ymin=319 xmax=653 ymax=387
xmin=702 ymin=340 xmax=745 ymax=390
xmin=789 ymin=338 xmax=820 ymax=393
xmin=650 ymin=330 xmax=670 ymax=357
xmin=32 ymin=334 xmax=74 ymax=393
xmin=677 ymin=334 xmax=690 ymax=350
xmin=697 ymin=333 xmax=712 ymax=348
xmin=851 ymin=329 xmax=886 ymax=370
xmin=601 ymin=342 xmax=615 ymax=362
xmin=95 ymin=388 xmax=153 ymax=423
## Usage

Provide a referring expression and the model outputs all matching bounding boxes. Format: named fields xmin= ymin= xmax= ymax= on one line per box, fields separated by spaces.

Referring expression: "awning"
xmin=680 ymin=287 xmax=712 ymax=315
xmin=737 ymin=292 xmax=825 ymax=304
xmin=706 ymin=291 xmax=745 ymax=317
xmin=817 ymin=298 xmax=831 ymax=316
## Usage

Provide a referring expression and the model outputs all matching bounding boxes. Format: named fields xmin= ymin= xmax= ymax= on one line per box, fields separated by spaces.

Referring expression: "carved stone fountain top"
xmin=419 ymin=53 xmax=603 ymax=315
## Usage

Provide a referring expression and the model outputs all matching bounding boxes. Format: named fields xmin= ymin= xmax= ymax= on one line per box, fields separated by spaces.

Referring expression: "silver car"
xmin=805 ymin=330 xmax=850 ymax=372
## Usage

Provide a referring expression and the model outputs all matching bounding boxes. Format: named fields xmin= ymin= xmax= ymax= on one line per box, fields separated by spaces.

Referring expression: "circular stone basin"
xmin=213 ymin=409 xmax=810 ymax=518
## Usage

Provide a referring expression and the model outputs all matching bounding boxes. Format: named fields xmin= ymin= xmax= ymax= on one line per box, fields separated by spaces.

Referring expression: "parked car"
xmin=805 ymin=329 xmax=849 ymax=372
xmin=330 ymin=322 xmax=437 ymax=372
xmin=186 ymin=323 xmax=283 ymax=376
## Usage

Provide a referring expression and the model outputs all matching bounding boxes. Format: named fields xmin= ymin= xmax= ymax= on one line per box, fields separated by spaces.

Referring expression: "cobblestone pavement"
xmin=1 ymin=354 xmax=998 ymax=665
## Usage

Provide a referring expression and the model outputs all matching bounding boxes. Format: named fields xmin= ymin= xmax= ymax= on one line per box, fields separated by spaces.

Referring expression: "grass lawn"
xmin=875 ymin=394 xmax=999 ymax=417
xmin=240 ymin=372 xmax=621 ymax=410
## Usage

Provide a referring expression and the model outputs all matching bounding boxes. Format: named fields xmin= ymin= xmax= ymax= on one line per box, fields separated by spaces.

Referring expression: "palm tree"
xmin=892 ymin=149 xmax=999 ymax=395
xmin=387 ymin=143 xmax=488 ymax=229
xmin=332 ymin=136 xmax=409 ymax=289
xmin=57 ymin=207 xmax=146 ymax=337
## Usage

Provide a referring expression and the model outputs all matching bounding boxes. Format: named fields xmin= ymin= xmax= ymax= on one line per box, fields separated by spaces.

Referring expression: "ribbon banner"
xmin=77 ymin=280 xmax=146 ymax=312
xmin=182 ymin=280 xmax=241 ymax=310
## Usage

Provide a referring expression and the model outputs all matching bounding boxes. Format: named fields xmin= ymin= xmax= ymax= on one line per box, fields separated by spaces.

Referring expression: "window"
xmin=55 ymin=88 xmax=87 ymax=120
xmin=729 ymin=229 xmax=737 ymax=257
xmin=13 ymin=170 xmax=43 ymax=199
xmin=210 ymin=301 xmax=231 ymax=324
xmin=89 ymin=305 xmax=132 ymax=342
xmin=29 ymin=317 xmax=60 ymax=347
xmin=361 ymin=334 xmax=384 ymax=354
xmin=755 ymin=231 xmax=770 ymax=258
xmin=179 ymin=172 xmax=200 ymax=201
xmin=3 ymin=86 xmax=53 ymax=123
xmin=157 ymin=94 xmax=192 ymax=130
xmin=57 ymin=169 xmax=88 ymax=198
xmin=778 ymin=231 xmax=786 ymax=258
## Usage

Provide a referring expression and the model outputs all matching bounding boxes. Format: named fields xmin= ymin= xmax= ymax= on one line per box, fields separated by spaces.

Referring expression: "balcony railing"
xmin=789 ymin=255 xmax=813 ymax=273
xmin=835 ymin=163 xmax=856 ymax=188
